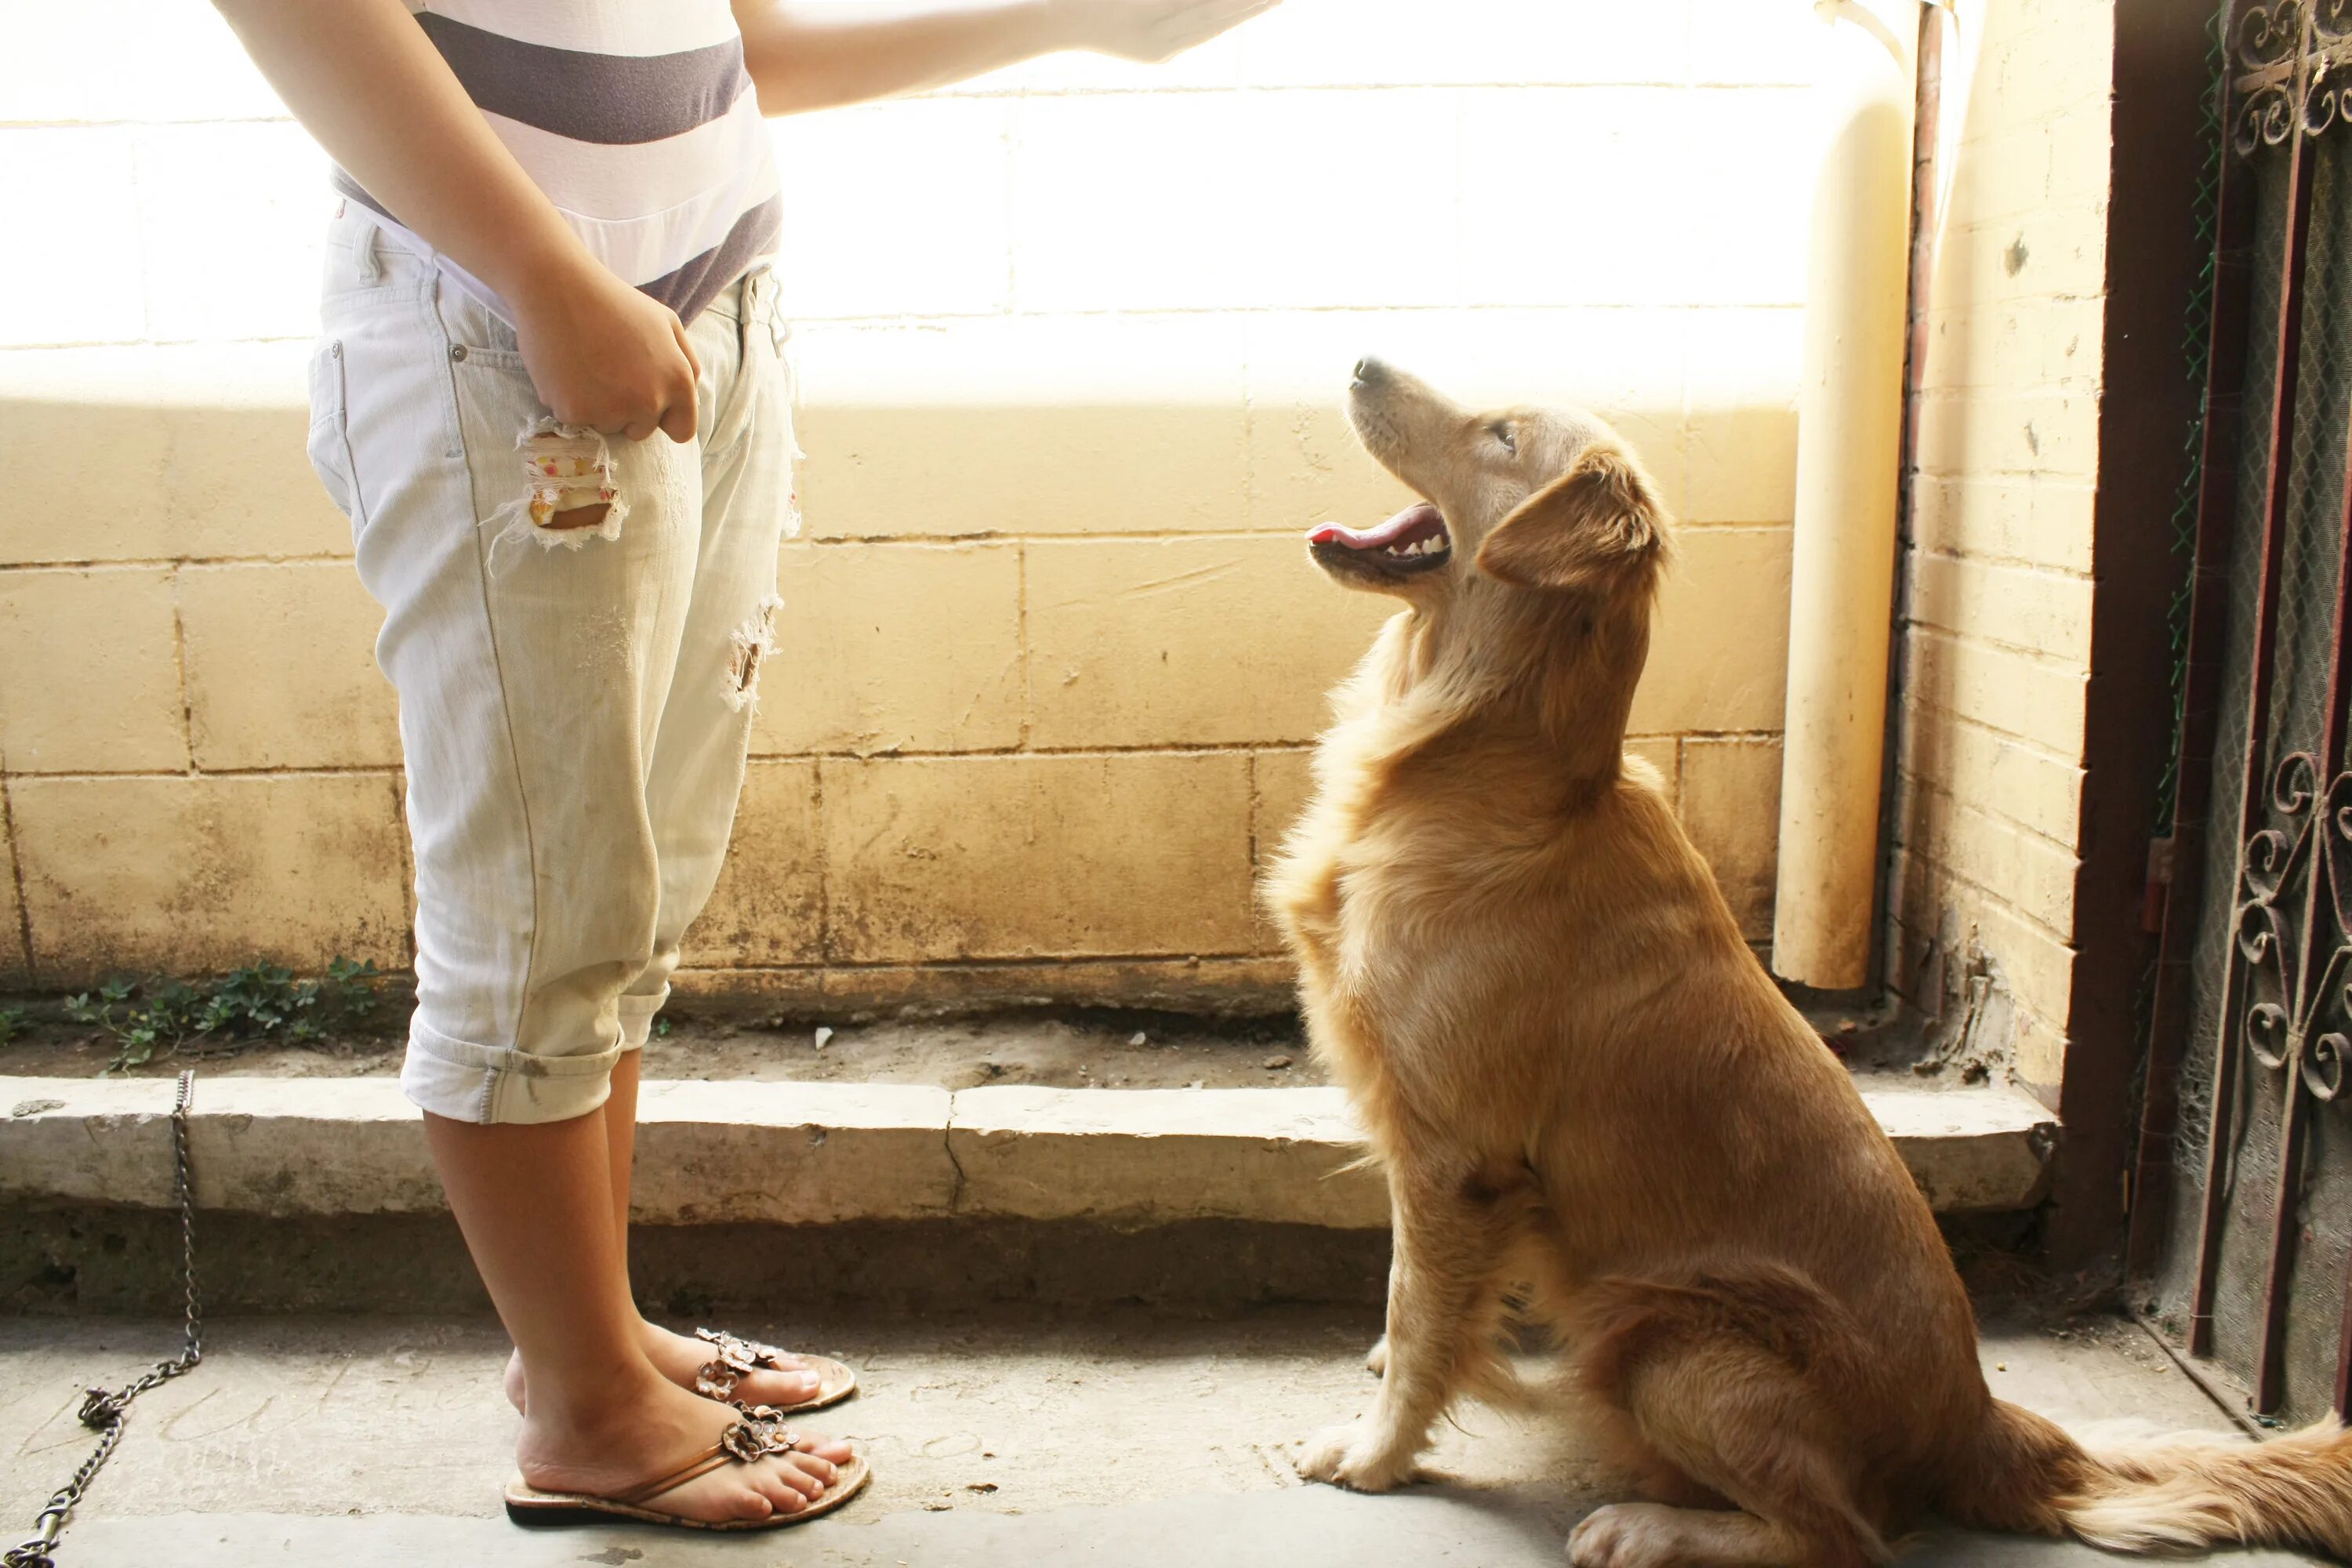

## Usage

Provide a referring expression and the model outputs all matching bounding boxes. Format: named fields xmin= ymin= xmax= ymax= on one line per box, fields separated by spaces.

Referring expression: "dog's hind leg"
xmin=1565 ymin=1274 xmax=1893 ymax=1568
xmin=1296 ymin=1157 xmax=1526 ymax=1492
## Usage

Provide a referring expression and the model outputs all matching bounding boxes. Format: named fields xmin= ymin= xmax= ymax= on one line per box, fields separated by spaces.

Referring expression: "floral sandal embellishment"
xmin=686 ymin=1327 xmax=860 ymax=1414
xmin=692 ymin=1327 xmax=782 ymax=1403
xmin=718 ymin=1414 xmax=801 ymax=1464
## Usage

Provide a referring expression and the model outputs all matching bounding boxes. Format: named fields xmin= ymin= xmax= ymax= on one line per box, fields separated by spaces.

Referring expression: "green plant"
xmin=0 ymin=1006 xmax=26 ymax=1048
xmin=64 ymin=958 xmax=383 ymax=1072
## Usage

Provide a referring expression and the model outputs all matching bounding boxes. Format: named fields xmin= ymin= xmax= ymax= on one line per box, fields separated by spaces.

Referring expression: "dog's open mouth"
xmin=1307 ymin=503 xmax=1453 ymax=578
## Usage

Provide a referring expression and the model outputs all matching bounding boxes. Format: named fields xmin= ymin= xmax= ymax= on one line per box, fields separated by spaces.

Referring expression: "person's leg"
xmin=315 ymin=216 xmax=846 ymax=1516
xmin=604 ymin=1049 xmax=640 ymax=1247
xmin=604 ymin=1051 xmax=829 ymax=1403
xmin=627 ymin=268 xmax=822 ymax=1387
xmin=501 ymin=270 xmax=827 ymax=1415
xmin=620 ymin=263 xmax=797 ymax=1039
xmin=503 ymin=1049 xmax=827 ymax=1412
xmin=428 ymin=1108 xmax=841 ymax=1519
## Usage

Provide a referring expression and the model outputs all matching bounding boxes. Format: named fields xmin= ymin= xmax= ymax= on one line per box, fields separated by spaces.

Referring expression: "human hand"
xmin=510 ymin=256 xmax=702 ymax=443
xmin=1051 ymin=0 xmax=1283 ymax=64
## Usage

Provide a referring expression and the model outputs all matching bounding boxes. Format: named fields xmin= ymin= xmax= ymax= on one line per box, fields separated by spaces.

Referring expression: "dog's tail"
xmin=1944 ymin=1394 xmax=2352 ymax=1557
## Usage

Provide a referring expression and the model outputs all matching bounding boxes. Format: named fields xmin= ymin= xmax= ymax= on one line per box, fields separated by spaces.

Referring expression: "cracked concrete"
xmin=942 ymin=1102 xmax=971 ymax=1213
xmin=0 ymin=1309 xmax=2328 ymax=1566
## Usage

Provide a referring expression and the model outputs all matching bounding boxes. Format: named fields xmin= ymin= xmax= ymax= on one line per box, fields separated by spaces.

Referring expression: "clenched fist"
xmin=511 ymin=254 xmax=702 ymax=445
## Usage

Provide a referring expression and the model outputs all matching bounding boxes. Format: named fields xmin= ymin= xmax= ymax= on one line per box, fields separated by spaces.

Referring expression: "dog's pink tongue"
xmin=1308 ymin=503 xmax=1437 ymax=550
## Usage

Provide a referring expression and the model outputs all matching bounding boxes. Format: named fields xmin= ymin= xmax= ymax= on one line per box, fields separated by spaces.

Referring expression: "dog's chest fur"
xmin=1261 ymin=610 xmax=1740 ymax=1183
xmin=1265 ymin=699 xmax=1608 ymax=1121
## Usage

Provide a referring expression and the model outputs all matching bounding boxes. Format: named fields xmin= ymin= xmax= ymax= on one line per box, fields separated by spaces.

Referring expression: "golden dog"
xmin=1267 ymin=360 xmax=2352 ymax=1566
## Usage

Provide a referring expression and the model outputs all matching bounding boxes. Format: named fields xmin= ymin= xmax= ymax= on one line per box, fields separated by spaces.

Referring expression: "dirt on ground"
xmin=0 ymin=1001 xmax=1320 ymax=1091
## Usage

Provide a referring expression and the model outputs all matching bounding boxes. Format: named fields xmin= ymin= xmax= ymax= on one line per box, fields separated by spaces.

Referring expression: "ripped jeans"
xmin=305 ymin=208 xmax=797 ymax=1124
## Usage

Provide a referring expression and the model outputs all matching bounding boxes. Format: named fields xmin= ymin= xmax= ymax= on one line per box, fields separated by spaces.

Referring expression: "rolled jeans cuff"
xmin=618 ymin=987 xmax=670 ymax=1052
xmin=399 ymin=1019 xmax=624 ymax=1126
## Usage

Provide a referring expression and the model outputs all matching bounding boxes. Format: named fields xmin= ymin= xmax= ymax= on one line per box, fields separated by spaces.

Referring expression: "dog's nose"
xmin=1352 ymin=356 xmax=1388 ymax=388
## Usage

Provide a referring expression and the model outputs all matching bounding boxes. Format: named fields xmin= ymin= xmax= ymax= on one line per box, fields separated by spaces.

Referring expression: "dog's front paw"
xmin=1294 ymin=1418 xmax=1417 ymax=1492
xmin=1566 ymin=1503 xmax=1681 ymax=1568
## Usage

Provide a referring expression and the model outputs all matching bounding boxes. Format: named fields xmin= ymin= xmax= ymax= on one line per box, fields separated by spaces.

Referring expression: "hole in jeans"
xmin=521 ymin=426 xmax=620 ymax=532
xmin=546 ymin=502 xmax=612 ymax=532
xmin=488 ymin=420 xmax=630 ymax=564
xmin=724 ymin=597 xmax=784 ymax=713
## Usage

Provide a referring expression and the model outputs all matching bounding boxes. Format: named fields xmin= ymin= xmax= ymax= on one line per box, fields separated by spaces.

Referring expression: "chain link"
xmin=6 ymin=1071 xmax=203 ymax=1568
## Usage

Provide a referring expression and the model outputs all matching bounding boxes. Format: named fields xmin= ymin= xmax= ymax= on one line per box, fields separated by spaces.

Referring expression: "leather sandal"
xmin=503 ymin=1412 xmax=871 ymax=1530
xmin=691 ymin=1327 xmax=858 ymax=1414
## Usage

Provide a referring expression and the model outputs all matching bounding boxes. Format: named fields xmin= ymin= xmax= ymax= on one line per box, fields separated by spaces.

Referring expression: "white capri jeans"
xmin=305 ymin=207 xmax=797 ymax=1124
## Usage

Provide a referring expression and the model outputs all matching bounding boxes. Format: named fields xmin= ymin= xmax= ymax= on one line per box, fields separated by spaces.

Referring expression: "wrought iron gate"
xmin=2148 ymin=0 xmax=2352 ymax=1425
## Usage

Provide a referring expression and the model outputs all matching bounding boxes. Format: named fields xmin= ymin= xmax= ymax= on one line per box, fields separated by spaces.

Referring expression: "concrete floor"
xmin=0 ymin=1309 xmax=2327 ymax=1566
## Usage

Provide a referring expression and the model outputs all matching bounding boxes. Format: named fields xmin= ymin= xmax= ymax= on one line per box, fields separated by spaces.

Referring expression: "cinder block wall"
xmin=0 ymin=1 xmax=1820 ymax=1007
xmin=1889 ymin=0 xmax=2112 ymax=1094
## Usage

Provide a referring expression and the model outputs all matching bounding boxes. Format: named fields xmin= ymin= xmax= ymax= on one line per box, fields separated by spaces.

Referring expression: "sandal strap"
xmin=612 ymin=1417 xmax=808 ymax=1508
xmin=614 ymin=1444 xmax=735 ymax=1507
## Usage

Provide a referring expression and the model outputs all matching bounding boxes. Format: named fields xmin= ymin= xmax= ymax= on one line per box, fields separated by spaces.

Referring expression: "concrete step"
xmin=2 ymin=1072 xmax=2056 ymax=1226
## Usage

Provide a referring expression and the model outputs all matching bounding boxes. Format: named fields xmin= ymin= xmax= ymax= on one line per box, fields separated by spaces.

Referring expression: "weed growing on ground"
xmin=64 ymin=958 xmax=383 ymax=1072
xmin=0 ymin=1006 xmax=25 ymax=1048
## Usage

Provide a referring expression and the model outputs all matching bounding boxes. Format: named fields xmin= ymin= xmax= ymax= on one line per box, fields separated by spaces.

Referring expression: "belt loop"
xmin=356 ymin=222 xmax=383 ymax=285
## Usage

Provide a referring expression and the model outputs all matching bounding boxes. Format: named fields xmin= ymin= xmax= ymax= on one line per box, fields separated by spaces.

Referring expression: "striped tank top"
xmin=333 ymin=1 xmax=782 ymax=327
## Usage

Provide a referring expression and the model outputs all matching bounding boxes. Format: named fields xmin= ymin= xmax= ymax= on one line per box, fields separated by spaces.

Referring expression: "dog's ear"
xmin=1475 ymin=443 xmax=1668 ymax=595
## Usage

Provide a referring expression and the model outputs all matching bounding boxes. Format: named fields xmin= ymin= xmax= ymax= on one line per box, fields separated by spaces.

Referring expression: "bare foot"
xmin=507 ymin=1320 xmax=826 ymax=1414
xmin=518 ymin=1371 xmax=855 ymax=1526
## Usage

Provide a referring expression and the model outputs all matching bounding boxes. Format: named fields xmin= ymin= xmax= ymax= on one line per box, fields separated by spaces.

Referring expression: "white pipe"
xmin=1771 ymin=0 xmax=1922 ymax=990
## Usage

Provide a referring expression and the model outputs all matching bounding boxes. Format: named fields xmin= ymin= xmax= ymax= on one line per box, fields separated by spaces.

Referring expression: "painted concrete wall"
xmin=0 ymin=0 xmax=1821 ymax=1006
xmin=1888 ymin=0 xmax=2112 ymax=1094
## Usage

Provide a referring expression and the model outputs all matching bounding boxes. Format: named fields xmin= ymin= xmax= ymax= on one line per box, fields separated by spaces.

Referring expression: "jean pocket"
xmin=321 ymin=211 xmax=434 ymax=305
xmin=306 ymin=337 xmax=365 ymax=533
xmin=434 ymin=276 xmax=528 ymax=372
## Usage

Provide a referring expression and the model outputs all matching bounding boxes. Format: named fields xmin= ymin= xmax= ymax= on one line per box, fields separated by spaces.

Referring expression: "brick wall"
xmin=0 ymin=0 xmax=1821 ymax=1006
xmin=1889 ymin=0 xmax=2113 ymax=1095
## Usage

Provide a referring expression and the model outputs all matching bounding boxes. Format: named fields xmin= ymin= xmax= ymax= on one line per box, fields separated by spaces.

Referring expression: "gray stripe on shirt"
xmin=640 ymin=193 xmax=785 ymax=324
xmin=415 ymin=12 xmax=753 ymax=147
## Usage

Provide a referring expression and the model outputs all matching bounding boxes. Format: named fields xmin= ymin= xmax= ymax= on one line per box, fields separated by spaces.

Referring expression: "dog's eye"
xmin=1490 ymin=423 xmax=1518 ymax=455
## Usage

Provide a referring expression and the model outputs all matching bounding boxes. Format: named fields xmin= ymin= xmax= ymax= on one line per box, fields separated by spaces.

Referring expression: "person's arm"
xmin=213 ymin=0 xmax=701 ymax=442
xmin=732 ymin=0 xmax=1279 ymax=115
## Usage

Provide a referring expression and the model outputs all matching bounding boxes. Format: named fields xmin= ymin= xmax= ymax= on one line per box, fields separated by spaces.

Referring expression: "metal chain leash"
xmin=5 ymin=1071 xmax=203 ymax=1568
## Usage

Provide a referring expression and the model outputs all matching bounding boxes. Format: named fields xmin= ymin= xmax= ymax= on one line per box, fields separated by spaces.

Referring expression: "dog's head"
xmin=1307 ymin=360 xmax=1672 ymax=738
xmin=1311 ymin=358 xmax=1670 ymax=609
